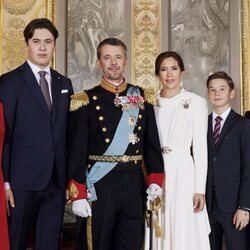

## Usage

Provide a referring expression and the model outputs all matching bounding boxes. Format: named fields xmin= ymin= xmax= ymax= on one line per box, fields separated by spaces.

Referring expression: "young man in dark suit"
xmin=206 ymin=71 xmax=250 ymax=250
xmin=0 ymin=18 xmax=73 ymax=250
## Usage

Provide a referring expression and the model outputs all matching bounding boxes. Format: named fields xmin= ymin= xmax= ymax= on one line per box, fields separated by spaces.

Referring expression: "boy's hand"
xmin=233 ymin=209 xmax=249 ymax=230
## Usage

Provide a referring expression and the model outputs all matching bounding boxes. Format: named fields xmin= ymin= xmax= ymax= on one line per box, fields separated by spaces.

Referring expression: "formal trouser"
xmin=76 ymin=168 xmax=146 ymax=250
xmin=208 ymin=193 xmax=247 ymax=250
xmin=9 ymin=180 xmax=65 ymax=250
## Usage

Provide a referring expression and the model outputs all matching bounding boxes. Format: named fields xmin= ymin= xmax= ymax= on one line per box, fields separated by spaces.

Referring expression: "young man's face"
xmin=97 ymin=44 xmax=127 ymax=83
xmin=27 ymin=28 xmax=55 ymax=69
xmin=208 ymin=78 xmax=235 ymax=110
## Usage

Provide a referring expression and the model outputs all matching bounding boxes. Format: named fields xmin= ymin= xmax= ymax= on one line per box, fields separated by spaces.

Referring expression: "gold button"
xmin=138 ymin=126 xmax=142 ymax=130
xmin=105 ymin=138 xmax=110 ymax=143
xmin=139 ymin=114 xmax=142 ymax=119
xmin=96 ymin=105 xmax=101 ymax=110
xmin=99 ymin=116 xmax=104 ymax=121
xmin=93 ymin=96 xmax=97 ymax=100
xmin=102 ymin=127 xmax=107 ymax=132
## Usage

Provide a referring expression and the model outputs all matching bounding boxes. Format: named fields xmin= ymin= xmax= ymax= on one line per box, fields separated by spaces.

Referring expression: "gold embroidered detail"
xmin=70 ymin=91 xmax=89 ymax=111
xmin=100 ymin=78 xmax=127 ymax=93
xmin=69 ymin=183 xmax=79 ymax=198
xmin=146 ymin=197 xmax=162 ymax=238
xmin=88 ymin=154 xmax=143 ymax=163
xmin=144 ymin=89 xmax=157 ymax=105
xmin=87 ymin=212 xmax=93 ymax=250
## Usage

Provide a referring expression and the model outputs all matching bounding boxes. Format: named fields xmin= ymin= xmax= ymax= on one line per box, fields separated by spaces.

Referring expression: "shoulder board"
xmin=143 ymin=89 xmax=157 ymax=106
xmin=70 ymin=91 xmax=89 ymax=111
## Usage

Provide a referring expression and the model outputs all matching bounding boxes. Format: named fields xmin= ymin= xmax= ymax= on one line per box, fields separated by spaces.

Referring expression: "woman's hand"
xmin=193 ymin=193 xmax=205 ymax=213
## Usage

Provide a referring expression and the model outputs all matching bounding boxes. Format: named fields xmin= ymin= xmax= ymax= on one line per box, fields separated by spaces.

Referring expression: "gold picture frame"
xmin=0 ymin=0 xmax=55 ymax=74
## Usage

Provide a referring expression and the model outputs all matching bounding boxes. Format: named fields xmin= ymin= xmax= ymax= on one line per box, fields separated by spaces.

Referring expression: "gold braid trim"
xmin=70 ymin=91 xmax=89 ymax=111
xmin=87 ymin=211 xmax=93 ymax=250
xmin=143 ymin=89 xmax=157 ymax=106
xmin=146 ymin=197 xmax=162 ymax=238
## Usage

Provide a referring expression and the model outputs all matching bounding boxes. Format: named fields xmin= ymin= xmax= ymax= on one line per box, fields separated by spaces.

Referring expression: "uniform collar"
xmin=100 ymin=78 xmax=127 ymax=94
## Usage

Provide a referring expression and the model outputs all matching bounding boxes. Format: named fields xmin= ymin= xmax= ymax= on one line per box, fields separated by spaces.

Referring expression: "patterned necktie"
xmin=213 ymin=116 xmax=222 ymax=144
xmin=39 ymin=71 xmax=51 ymax=111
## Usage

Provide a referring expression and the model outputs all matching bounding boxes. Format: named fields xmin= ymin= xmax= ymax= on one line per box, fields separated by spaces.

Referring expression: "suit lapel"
xmin=215 ymin=109 xmax=236 ymax=148
xmin=51 ymin=69 xmax=62 ymax=123
xmin=20 ymin=62 xmax=51 ymax=119
xmin=208 ymin=114 xmax=214 ymax=151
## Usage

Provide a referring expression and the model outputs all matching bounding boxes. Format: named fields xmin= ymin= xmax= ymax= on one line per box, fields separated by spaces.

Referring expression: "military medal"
xmin=128 ymin=133 xmax=139 ymax=144
xmin=128 ymin=115 xmax=137 ymax=127
xmin=114 ymin=93 xmax=121 ymax=107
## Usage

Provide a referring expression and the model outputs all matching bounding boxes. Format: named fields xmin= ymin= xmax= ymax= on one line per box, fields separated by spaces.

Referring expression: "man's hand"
xmin=5 ymin=189 xmax=15 ymax=216
xmin=146 ymin=183 xmax=162 ymax=201
xmin=233 ymin=209 xmax=249 ymax=230
xmin=193 ymin=193 xmax=205 ymax=213
xmin=72 ymin=199 xmax=92 ymax=217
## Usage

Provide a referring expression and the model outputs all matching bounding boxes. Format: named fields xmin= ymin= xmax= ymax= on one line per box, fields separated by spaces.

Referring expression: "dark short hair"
xmin=97 ymin=38 xmax=127 ymax=60
xmin=206 ymin=71 xmax=234 ymax=90
xmin=23 ymin=18 xmax=59 ymax=44
xmin=155 ymin=51 xmax=185 ymax=76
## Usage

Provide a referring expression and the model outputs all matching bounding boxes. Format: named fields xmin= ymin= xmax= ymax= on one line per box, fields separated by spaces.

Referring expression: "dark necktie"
xmin=39 ymin=71 xmax=51 ymax=111
xmin=213 ymin=116 xmax=222 ymax=144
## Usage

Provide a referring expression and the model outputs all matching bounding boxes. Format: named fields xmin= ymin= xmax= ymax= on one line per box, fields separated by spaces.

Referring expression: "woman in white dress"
xmin=145 ymin=51 xmax=210 ymax=250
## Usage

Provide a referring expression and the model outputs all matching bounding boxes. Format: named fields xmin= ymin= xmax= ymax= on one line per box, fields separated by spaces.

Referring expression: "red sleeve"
xmin=68 ymin=180 xmax=87 ymax=201
xmin=147 ymin=173 xmax=164 ymax=187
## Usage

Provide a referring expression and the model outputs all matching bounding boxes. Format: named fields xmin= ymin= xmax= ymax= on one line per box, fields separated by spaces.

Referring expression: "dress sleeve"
xmin=192 ymin=96 xmax=208 ymax=194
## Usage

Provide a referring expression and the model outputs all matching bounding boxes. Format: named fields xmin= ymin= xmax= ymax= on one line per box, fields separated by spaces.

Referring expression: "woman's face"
xmin=157 ymin=57 xmax=184 ymax=92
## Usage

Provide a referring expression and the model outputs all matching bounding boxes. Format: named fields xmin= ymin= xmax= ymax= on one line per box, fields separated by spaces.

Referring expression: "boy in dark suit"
xmin=0 ymin=18 xmax=73 ymax=250
xmin=206 ymin=71 xmax=250 ymax=250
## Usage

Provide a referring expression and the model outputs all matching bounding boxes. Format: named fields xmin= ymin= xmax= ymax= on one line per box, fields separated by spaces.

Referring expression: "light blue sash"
xmin=86 ymin=86 xmax=141 ymax=201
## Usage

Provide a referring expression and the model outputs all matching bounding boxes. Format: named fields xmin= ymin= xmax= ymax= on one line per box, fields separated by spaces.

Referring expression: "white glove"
xmin=72 ymin=199 xmax=92 ymax=217
xmin=146 ymin=183 xmax=162 ymax=201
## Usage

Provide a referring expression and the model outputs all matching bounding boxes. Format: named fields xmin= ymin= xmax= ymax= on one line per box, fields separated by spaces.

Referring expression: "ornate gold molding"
xmin=132 ymin=0 xmax=161 ymax=92
xmin=0 ymin=0 xmax=55 ymax=74
xmin=241 ymin=0 xmax=250 ymax=113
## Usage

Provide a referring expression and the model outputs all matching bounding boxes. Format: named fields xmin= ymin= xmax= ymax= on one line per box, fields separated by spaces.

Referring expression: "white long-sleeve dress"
xmin=145 ymin=89 xmax=210 ymax=250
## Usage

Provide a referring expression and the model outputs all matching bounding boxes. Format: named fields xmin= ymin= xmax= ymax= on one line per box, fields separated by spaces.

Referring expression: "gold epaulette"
xmin=143 ymin=89 xmax=157 ymax=106
xmin=70 ymin=91 xmax=89 ymax=111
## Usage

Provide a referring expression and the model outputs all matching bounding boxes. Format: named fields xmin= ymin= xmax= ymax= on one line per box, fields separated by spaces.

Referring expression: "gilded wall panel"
xmin=132 ymin=0 xmax=161 ymax=91
xmin=0 ymin=0 xmax=55 ymax=74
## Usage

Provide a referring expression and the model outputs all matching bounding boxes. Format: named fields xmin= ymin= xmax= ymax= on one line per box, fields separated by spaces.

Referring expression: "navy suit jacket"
xmin=206 ymin=109 xmax=250 ymax=213
xmin=0 ymin=62 xmax=73 ymax=190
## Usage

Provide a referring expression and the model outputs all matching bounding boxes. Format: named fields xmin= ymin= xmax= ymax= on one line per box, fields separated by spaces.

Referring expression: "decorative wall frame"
xmin=241 ymin=0 xmax=250 ymax=114
xmin=0 ymin=0 xmax=55 ymax=74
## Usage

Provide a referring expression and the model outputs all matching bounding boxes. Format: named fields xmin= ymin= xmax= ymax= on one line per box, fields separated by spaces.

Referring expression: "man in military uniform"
xmin=67 ymin=38 xmax=164 ymax=250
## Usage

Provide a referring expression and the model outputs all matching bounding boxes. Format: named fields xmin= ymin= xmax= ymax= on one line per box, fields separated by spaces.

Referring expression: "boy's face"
xmin=27 ymin=28 xmax=55 ymax=69
xmin=208 ymin=78 xmax=235 ymax=110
